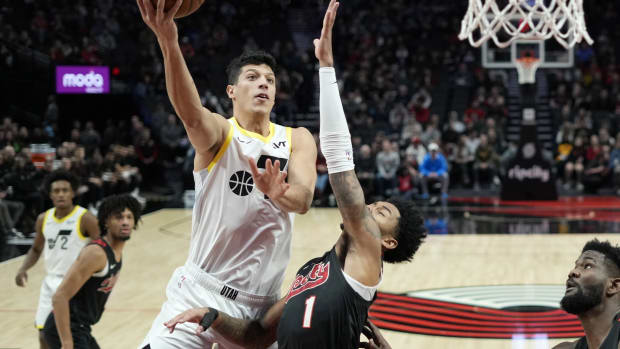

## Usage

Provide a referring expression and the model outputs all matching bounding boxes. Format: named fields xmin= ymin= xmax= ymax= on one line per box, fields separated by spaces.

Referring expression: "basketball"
xmin=149 ymin=0 xmax=205 ymax=18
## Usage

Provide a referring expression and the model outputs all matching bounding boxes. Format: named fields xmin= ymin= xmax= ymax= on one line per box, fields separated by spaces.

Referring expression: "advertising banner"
xmin=500 ymin=123 xmax=558 ymax=200
xmin=56 ymin=66 xmax=109 ymax=94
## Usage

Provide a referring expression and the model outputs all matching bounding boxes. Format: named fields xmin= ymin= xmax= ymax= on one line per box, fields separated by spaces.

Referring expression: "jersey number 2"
xmin=48 ymin=235 xmax=68 ymax=250
xmin=302 ymin=295 xmax=316 ymax=328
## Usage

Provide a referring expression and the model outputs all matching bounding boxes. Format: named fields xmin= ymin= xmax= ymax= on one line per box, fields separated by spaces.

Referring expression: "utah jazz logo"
xmin=229 ymin=170 xmax=254 ymax=196
xmin=48 ymin=230 xmax=72 ymax=250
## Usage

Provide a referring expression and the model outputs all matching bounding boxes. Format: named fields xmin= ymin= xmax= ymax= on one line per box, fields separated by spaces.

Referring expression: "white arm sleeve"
xmin=318 ymin=67 xmax=355 ymax=174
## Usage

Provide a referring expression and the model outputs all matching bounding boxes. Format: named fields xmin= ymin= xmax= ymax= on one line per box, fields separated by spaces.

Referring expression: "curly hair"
xmin=582 ymin=239 xmax=620 ymax=277
xmin=97 ymin=195 xmax=142 ymax=236
xmin=226 ymin=50 xmax=278 ymax=85
xmin=383 ymin=198 xmax=427 ymax=264
xmin=44 ymin=170 xmax=79 ymax=193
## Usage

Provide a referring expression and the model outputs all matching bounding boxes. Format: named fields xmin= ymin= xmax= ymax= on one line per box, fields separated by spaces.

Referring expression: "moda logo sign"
xmin=56 ymin=66 xmax=109 ymax=94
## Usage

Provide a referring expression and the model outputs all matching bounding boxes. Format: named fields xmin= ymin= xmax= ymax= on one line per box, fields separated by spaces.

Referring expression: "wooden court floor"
xmin=0 ymin=208 xmax=605 ymax=348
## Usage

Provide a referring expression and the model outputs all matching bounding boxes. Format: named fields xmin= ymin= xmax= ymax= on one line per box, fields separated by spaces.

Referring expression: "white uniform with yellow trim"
xmin=35 ymin=205 xmax=89 ymax=328
xmin=142 ymin=118 xmax=293 ymax=349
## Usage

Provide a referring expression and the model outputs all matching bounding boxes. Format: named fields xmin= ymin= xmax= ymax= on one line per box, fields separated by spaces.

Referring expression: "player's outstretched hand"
xmin=136 ymin=0 xmax=183 ymax=43
xmin=247 ymin=157 xmax=290 ymax=201
xmin=164 ymin=307 xmax=211 ymax=334
xmin=15 ymin=270 xmax=27 ymax=287
xmin=359 ymin=320 xmax=392 ymax=349
xmin=313 ymin=0 xmax=339 ymax=67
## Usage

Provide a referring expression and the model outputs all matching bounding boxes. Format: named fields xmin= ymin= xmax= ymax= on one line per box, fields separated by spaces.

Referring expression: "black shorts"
xmin=43 ymin=313 xmax=100 ymax=349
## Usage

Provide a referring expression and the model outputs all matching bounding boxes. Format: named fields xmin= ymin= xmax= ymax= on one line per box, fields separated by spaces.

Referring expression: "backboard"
xmin=480 ymin=15 xmax=574 ymax=69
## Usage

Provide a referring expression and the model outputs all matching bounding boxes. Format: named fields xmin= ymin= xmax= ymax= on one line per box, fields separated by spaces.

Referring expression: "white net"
xmin=459 ymin=0 xmax=593 ymax=49
xmin=515 ymin=57 xmax=541 ymax=84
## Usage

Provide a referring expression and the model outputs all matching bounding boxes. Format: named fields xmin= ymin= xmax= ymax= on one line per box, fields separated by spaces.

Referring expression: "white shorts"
xmin=139 ymin=263 xmax=279 ymax=349
xmin=35 ymin=274 xmax=64 ymax=329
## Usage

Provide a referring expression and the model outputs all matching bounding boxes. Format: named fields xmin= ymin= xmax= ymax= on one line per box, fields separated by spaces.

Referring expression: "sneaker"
xmin=576 ymin=183 xmax=584 ymax=191
xmin=563 ymin=182 xmax=572 ymax=190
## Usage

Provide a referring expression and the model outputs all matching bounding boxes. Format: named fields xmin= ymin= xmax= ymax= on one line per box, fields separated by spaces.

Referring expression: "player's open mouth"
xmin=255 ymin=93 xmax=269 ymax=101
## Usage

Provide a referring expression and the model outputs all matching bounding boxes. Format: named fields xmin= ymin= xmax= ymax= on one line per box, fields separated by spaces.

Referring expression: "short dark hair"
xmin=383 ymin=198 xmax=427 ymax=264
xmin=226 ymin=50 xmax=278 ymax=85
xmin=97 ymin=195 xmax=142 ymax=235
xmin=582 ymin=239 xmax=620 ymax=277
xmin=45 ymin=170 xmax=79 ymax=193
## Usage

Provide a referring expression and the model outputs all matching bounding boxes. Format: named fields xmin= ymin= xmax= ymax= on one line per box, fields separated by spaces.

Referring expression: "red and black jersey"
xmin=575 ymin=313 xmax=620 ymax=349
xmin=277 ymin=247 xmax=374 ymax=349
xmin=69 ymin=238 xmax=122 ymax=326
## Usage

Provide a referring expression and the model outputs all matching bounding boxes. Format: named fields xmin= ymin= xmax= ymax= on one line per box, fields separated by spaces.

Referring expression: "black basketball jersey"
xmin=69 ymin=238 xmax=122 ymax=326
xmin=277 ymin=247 xmax=374 ymax=349
xmin=575 ymin=313 xmax=620 ymax=349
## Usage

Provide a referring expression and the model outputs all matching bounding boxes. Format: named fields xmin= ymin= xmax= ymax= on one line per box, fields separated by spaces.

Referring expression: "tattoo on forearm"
xmin=214 ymin=313 xmax=271 ymax=349
xmin=329 ymin=170 xmax=365 ymax=219
xmin=329 ymin=170 xmax=382 ymax=238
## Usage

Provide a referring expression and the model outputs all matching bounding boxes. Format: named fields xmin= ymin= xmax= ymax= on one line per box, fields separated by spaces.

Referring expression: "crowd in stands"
xmin=0 ymin=0 xmax=618 ymax=244
xmin=0 ymin=114 xmax=163 ymax=239
xmin=311 ymin=0 xmax=620 ymax=204
xmin=1 ymin=0 xmax=314 ymax=123
xmin=547 ymin=1 xmax=620 ymax=195
xmin=312 ymin=0 xmax=515 ymax=204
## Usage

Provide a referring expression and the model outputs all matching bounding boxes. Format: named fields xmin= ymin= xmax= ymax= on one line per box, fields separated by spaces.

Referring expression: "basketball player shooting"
xmin=553 ymin=239 xmax=620 ymax=349
xmin=163 ymin=2 xmax=426 ymax=348
xmin=136 ymin=0 xmax=317 ymax=347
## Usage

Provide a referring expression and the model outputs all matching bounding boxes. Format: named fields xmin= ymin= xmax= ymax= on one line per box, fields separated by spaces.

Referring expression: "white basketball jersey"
xmin=190 ymin=117 xmax=295 ymax=297
xmin=42 ymin=206 xmax=90 ymax=276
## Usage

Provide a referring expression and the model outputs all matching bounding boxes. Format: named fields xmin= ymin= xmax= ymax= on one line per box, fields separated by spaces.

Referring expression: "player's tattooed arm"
xmin=211 ymin=313 xmax=275 ymax=349
xmin=329 ymin=170 xmax=380 ymax=239
xmin=165 ymin=299 xmax=284 ymax=348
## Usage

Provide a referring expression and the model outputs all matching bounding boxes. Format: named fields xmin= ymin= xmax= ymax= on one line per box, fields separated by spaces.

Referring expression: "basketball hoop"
xmin=515 ymin=56 xmax=541 ymax=84
xmin=459 ymin=0 xmax=594 ymax=49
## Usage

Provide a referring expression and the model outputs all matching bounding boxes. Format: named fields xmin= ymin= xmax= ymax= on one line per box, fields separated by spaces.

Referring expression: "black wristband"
xmin=199 ymin=308 xmax=219 ymax=331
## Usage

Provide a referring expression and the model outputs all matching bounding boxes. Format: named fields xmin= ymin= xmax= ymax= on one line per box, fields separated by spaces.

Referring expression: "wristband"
xmin=199 ymin=308 xmax=219 ymax=331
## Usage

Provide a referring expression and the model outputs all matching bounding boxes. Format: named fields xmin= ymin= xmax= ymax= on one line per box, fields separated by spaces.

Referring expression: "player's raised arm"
xmin=315 ymin=1 xmax=378 ymax=238
xmin=137 ymin=0 xmax=229 ymax=164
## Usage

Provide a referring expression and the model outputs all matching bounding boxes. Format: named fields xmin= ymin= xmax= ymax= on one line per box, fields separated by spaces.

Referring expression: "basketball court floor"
xmin=1 ymin=196 xmax=618 ymax=348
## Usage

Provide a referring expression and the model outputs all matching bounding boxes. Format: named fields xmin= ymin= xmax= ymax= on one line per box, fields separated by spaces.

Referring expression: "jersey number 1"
xmin=302 ymin=295 xmax=316 ymax=328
